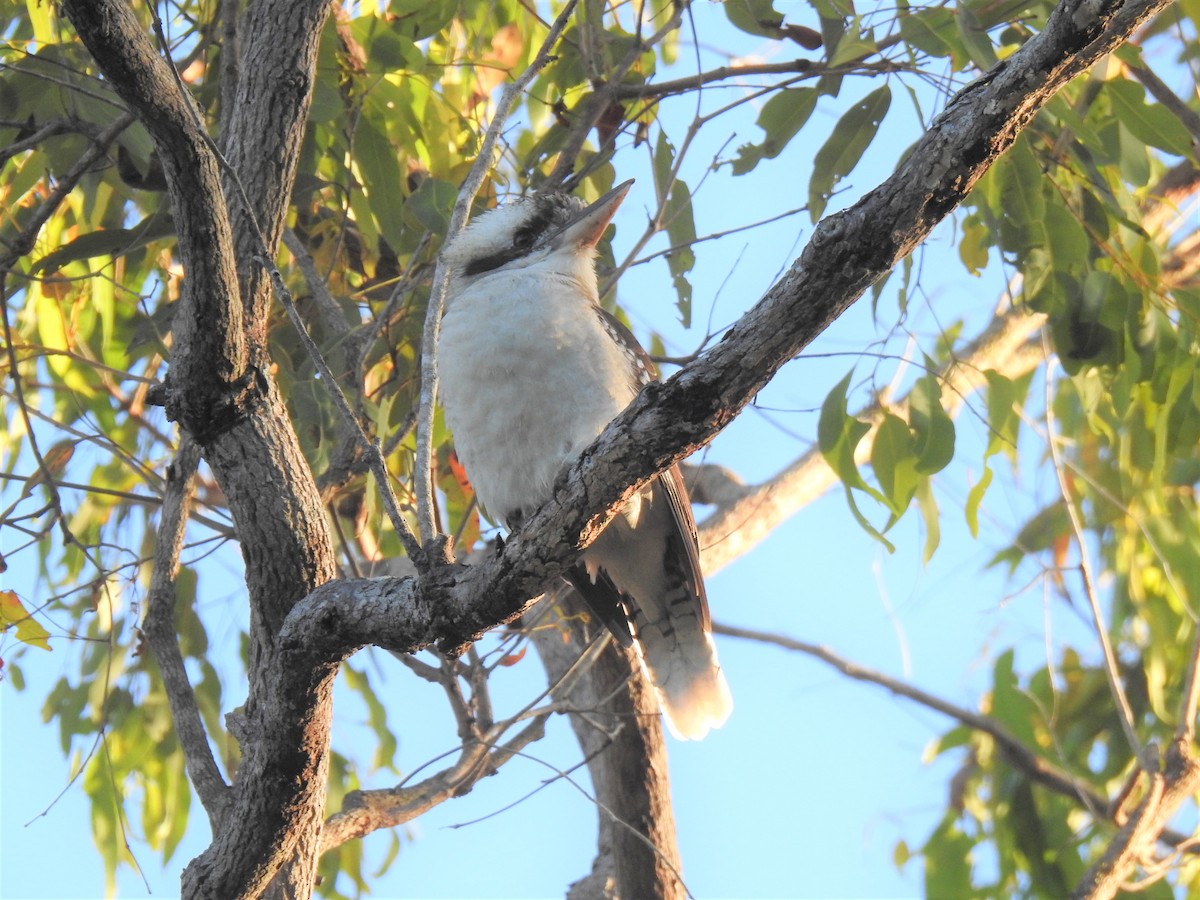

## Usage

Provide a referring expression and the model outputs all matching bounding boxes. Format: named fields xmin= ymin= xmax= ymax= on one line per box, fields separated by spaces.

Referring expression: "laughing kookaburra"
xmin=437 ymin=180 xmax=733 ymax=740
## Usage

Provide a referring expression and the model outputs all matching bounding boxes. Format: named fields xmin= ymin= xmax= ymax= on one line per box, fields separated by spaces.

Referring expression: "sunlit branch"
xmin=143 ymin=437 xmax=232 ymax=828
xmin=713 ymin=621 xmax=1199 ymax=852
xmin=416 ymin=0 xmax=582 ymax=550
xmin=1043 ymin=349 xmax=1145 ymax=764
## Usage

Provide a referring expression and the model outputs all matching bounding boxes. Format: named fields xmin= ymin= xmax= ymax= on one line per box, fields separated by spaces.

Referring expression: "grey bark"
xmin=55 ymin=0 xmax=1174 ymax=896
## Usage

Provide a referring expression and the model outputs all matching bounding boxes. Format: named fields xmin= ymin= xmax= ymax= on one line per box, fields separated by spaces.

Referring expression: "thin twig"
xmin=142 ymin=436 xmax=231 ymax=827
xmin=1175 ymin=635 xmax=1200 ymax=747
xmin=281 ymin=228 xmax=352 ymax=339
xmin=148 ymin=7 xmax=426 ymax=565
xmin=611 ymin=58 xmax=815 ymax=99
xmin=414 ymin=0 xmax=581 ymax=546
xmin=1042 ymin=347 xmax=1144 ymax=764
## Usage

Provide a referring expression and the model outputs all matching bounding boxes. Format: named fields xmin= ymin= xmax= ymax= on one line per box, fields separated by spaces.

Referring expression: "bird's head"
xmin=441 ymin=180 xmax=633 ymax=293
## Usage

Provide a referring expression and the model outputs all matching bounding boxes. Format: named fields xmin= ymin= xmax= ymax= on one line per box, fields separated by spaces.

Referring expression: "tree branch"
xmin=143 ymin=437 xmax=231 ymax=828
xmin=56 ymin=0 xmax=1176 ymax=896
xmin=416 ymin=0 xmax=581 ymax=547
xmin=714 ymin=622 xmax=1199 ymax=852
xmin=59 ymin=3 xmax=341 ymax=897
xmin=529 ymin=590 xmax=686 ymax=899
xmin=1071 ymin=739 xmax=1200 ymax=898
xmin=695 ymin=305 xmax=1047 ymax=575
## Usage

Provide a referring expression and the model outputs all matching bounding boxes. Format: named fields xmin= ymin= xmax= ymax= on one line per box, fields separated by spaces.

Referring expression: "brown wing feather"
xmin=562 ymin=565 xmax=635 ymax=648
xmin=655 ymin=465 xmax=710 ymax=631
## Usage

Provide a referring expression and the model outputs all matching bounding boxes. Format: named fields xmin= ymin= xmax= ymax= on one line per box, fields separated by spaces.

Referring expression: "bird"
xmin=437 ymin=179 xmax=732 ymax=740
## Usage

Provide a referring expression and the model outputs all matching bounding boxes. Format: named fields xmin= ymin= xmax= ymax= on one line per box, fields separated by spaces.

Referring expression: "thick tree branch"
xmin=55 ymin=0 xmax=1175 ymax=896
xmin=59 ymin=3 xmax=340 ymax=898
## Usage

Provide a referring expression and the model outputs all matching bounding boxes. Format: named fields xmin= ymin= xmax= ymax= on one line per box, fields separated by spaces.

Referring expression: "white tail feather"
xmin=640 ymin=632 xmax=733 ymax=741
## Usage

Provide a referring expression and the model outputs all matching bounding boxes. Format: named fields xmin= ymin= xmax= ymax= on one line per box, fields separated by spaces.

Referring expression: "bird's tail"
xmin=582 ymin=475 xmax=733 ymax=740
xmin=640 ymin=629 xmax=733 ymax=741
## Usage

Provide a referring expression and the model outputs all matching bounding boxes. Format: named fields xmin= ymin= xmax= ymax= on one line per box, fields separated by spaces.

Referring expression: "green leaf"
xmin=405 ymin=177 xmax=458 ymax=235
xmin=653 ymin=132 xmax=697 ymax=325
xmin=820 ymin=372 xmax=895 ymax=549
xmin=965 ymin=465 xmax=993 ymax=538
xmin=990 ymin=649 xmax=1039 ymax=746
xmin=663 ymin=181 xmax=696 ymax=326
xmin=730 ymin=88 xmax=818 ymax=175
xmin=367 ymin=21 xmax=423 ymax=72
xmin=0 ymin=591 xmax=52 ymax=651
xmin=899 ymin=7 xmax=964 ymax=66
xmin=983 ymin=370 xmax=1021 ymax=459
xmin=342 ymin=663 xmax=399 ymax=773
xmin=389 ymin=0 xmax=459 ymax=40
xmin=1010 ymin=780 xmax=1069 ymax=897
xmin=355 ymin=116 xmax=407 ymax=242
xmin=818 ymin=371 xmax=872 ymax=492
xmin=916 ymin=479 xmax=941 ymax=562
xmin=32 ymin=213 xmax=175 ymax=274
xmin=924 ymin=815 xmax=976 ymax=897
xmin=809 ymin=84 xmax=891 ymax=221
xmin=871 ymin=412 xmax=919 ymax=514
xmin=827 ymin=26 xmax=877 ymax=68
xmin=1106 ymin=78 xmax=1194 ymax=157
xmin=723 ymin=0 xmax=787 ymax=38
xmin=1116 ymin=121 xmax=1151 ymax=187
xmin=995 ymin=139 xmax=1045 ymax=254
xmin=958 ymin=214 xmax=990 ymax=276
xmin=909 ymin=369 xmax=956 ymax=475
xmin=956 ymin=3 xmax=997 ymax=70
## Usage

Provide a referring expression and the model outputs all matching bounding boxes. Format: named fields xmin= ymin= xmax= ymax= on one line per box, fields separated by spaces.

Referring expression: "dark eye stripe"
xmin=462 ymin=247 xmax=522 ymax=277
xmin=459 ymin=192 xmax=581 ymax=277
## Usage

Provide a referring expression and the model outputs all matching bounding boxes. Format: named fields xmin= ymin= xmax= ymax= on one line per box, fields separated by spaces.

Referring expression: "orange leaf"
xmin=497 ymin=646 xmax=527 ymax=667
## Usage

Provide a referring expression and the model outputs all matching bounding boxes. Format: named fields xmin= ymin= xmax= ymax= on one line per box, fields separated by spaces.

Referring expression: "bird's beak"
xmin=545 ymin=179 xmax=634 ymax=251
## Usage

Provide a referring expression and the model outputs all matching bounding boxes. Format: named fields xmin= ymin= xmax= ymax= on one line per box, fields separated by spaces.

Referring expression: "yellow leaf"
xmin=0 ymin=591 xmax=52 ymax=651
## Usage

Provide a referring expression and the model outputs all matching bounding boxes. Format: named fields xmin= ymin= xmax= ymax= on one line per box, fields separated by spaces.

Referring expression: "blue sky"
xmin=0 ymin=2 xmax=1119 ymax=897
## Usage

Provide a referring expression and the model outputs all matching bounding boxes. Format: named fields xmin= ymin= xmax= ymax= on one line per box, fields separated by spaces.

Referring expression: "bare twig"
xmin=1043 ymin=348 xmax=1144 ymax=763
xmin=415 ymin=0 xmax=581 ymax=547
xmin=281 ymin=228 xmax=352 ymax=339
xmin=715 ymin=622 xmax=1107 ymax=807
xmin=1071 ymin=738 xmax=1200 ymax=899
xmin=142 ymin=436 xmax=232 ymax=827
xmin=611 ymin=58 xmax=815 ymax=99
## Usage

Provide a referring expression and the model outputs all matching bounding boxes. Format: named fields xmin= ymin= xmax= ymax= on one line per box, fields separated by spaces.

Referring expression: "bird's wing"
xmin=595 ymin=307 xmax=658 ymax=386
xmin=561 ymin=565 xmax=635 ymax=647
xmin=655 ymin=463 xmax=711 ymax=632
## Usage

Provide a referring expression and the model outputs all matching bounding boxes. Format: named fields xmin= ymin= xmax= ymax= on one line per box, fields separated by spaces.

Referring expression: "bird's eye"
xmin=512 ymin=217 xmax=548 ymax=251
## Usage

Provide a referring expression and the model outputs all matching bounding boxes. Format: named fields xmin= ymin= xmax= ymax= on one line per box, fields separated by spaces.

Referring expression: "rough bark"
xmin=1070 ymin=739 xmax=1200 ymax=899
xmin=531 ymin=593 xmax=685 ymax=899
xmin=56 ymin=0 xmax=1175 ymax=896
xmin=59 ymin=2 xmax=338 ymax=897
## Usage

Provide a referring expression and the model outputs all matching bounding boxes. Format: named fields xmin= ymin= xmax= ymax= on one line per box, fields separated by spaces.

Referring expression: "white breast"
xmin=438 ymin=265 xmax=638 ymax=526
